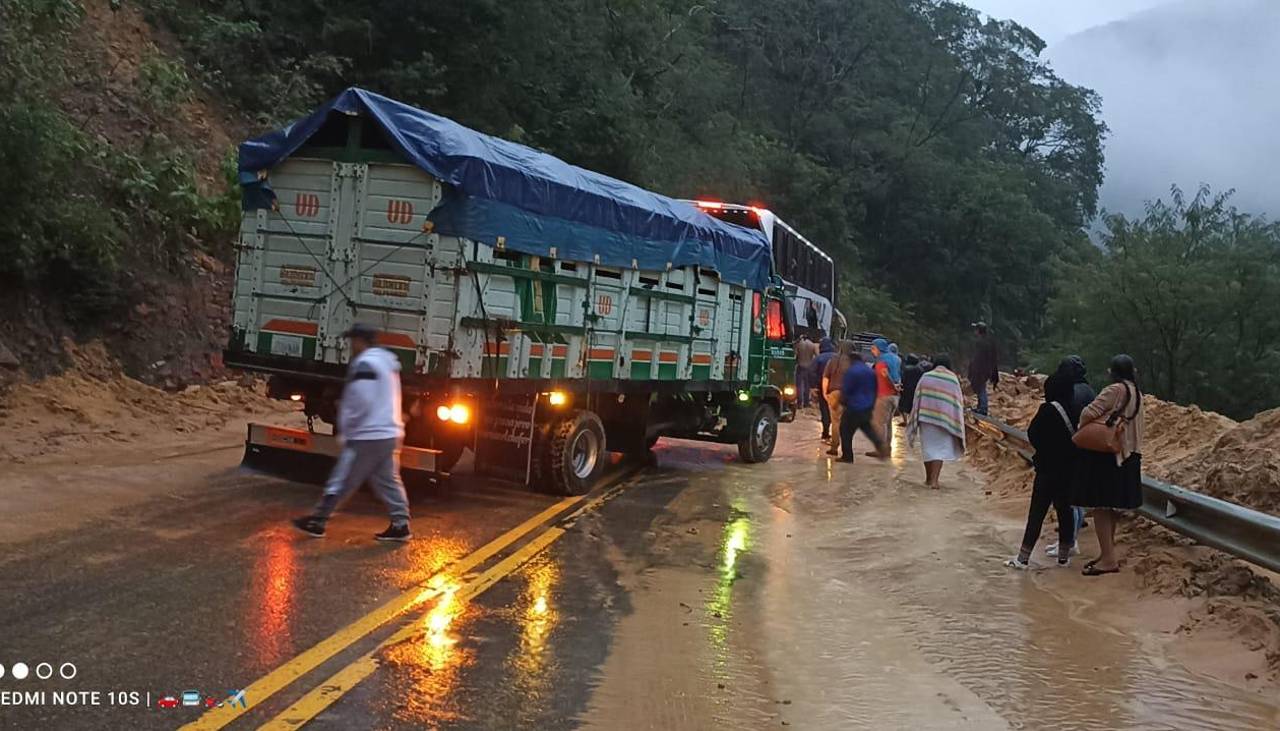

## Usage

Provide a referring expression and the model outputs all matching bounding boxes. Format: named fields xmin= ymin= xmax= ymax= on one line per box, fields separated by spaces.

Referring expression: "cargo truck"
xmin=227 ymin=89 xmax=813 ymax=494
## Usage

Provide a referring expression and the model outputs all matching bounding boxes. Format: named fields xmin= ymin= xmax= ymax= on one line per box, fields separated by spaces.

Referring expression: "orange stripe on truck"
xmin=691 ymin=354 xmax=712 ymax=366
xmin=262 ymin=319 xmax=319 ymax=336
xmin=631 ymin=349 xmax=653 ymax=363
xmin=588 ymin=348 xmax=615 ymax=361
xmin=376 ymin=333 xmax=416 ymax=349
xmin=658 ymin=352 xmax=678 ymax=364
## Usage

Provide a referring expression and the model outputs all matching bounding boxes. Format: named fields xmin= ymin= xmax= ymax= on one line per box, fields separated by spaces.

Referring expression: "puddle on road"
xmin=826 ymin=509 xmax=1280 ymax=730
xmin=642 ymin=430 xmax=1280 ymax=730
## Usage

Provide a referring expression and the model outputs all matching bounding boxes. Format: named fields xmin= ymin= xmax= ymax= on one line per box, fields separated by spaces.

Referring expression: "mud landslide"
xmin=970 ymin=374 xmax=1280 ymax=690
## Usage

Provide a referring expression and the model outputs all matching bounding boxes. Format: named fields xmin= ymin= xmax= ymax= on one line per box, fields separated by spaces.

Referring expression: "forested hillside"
xmin=2 ymin=0 xmax=1105 ymax=362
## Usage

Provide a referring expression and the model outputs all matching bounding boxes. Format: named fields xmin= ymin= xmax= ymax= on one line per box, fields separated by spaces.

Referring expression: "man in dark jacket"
xmin=838 ymin=353 xmax=887 ymax=463
xmin=968 ymin=322 xmax=999 ymax=415
xmin=811 ymin=337 xmax=838 ymax=440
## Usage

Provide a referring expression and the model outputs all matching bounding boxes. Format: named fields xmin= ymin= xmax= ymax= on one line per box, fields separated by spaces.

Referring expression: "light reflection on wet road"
xmin=326 ymin=419 xmax=1279 ymax=730
xmin=3 ymin=417 xmax=1278 ymax=730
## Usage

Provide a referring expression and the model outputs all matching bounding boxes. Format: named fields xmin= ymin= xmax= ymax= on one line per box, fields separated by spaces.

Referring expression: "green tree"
xmin=1041 ymin=186 xmax=1280 ymax=418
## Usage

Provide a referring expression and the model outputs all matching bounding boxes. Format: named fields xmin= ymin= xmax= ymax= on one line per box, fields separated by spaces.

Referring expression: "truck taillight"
xmin=436 ymin=403 xmax=470 ymax=424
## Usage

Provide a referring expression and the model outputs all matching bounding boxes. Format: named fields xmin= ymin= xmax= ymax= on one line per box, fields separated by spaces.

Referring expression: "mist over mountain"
xmin=1048 ymin=0 xmax=1280 ymax=218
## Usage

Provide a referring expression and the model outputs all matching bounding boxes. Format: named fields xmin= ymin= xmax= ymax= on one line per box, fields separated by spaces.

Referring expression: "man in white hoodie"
xmin=292 ymin=323 xmax=412 ymax=541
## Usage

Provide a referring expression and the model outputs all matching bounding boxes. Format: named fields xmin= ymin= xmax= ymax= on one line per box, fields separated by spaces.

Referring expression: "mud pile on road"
xmin=976 ymin=373 xmax=1280 ymax=515
xmin=0 ymin=340 xmax=295 ymax=464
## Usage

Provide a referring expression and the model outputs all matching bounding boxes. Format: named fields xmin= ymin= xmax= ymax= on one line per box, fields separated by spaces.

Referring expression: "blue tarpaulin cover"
xmin=239 ymin=88 xmax=773 ymax=290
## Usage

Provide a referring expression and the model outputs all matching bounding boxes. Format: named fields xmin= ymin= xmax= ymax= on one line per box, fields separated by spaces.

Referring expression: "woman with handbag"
xmin=1005 ymin=372 xmax=1082 ymax=569
xmin=1071 ymin=355 xmax=1144 ymax=576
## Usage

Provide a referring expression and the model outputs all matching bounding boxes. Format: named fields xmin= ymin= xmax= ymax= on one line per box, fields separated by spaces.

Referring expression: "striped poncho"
xmin=909 ymin=367 xmax=966 ymax=445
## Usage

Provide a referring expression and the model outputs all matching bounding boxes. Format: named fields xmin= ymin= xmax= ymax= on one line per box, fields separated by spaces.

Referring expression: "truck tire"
xmin=543 ymin=410 xmax=606 ymax=496
xmin=737 ymin=403 xmax=778 ymax=464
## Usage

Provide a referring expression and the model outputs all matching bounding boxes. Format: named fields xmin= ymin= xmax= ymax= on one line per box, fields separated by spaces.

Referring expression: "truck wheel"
xmin=544 ymin=410 xmax=606 ymax=495
xmin=737 ymin=403 xmax=778 ymax=464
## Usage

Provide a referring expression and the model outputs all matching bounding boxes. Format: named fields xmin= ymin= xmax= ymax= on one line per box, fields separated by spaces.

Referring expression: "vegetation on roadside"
xmin=1036 ymin=186 xmax=1280 ymax=420
xmin=0 ymin=0 xmax=237 ymax=321
xmin=7 ymin=0 xmax=1280 ymax=416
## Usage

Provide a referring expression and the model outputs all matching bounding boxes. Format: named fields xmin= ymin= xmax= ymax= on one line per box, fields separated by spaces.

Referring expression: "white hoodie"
xmin=338 ymin=347 xmax=405 ymax=441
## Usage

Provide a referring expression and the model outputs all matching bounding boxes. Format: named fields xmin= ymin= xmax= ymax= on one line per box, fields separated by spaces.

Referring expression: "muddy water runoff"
xmin=580 ymin=421 xmax=1280 ymax=730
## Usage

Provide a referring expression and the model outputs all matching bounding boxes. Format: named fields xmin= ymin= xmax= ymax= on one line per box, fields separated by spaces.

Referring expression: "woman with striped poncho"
xmin=907 ymin=354 xmax=966 ymax=489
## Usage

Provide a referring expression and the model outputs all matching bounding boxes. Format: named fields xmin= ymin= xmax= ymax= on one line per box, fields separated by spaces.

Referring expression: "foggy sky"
xmin=958 ymin=0 xmax=1169 ymax=44
xmin=961 ymin=0 xmax=1280 ymax=219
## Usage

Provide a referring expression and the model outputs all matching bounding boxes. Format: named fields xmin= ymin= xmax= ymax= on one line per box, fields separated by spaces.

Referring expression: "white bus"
xmin=689 ymin=201 xmax=845 ymax=338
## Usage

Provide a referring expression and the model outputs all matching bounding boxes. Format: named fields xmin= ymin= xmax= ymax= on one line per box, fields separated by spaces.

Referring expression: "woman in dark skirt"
xmin=1072 ymin=355 xmax=1144 ymax=576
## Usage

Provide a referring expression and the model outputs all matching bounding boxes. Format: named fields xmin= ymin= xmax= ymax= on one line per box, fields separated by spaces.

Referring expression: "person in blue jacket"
xmin=839 ymin=352 xmax=889 ymax=462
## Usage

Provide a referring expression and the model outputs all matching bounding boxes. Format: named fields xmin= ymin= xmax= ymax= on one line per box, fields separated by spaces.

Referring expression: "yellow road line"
xmin=179 ymin=495 xmax=580 ymax=731
xmin=258 ymin=527 xmax=567 ymax=730
xmin=256 ymin=465 xmax=641 ymax=730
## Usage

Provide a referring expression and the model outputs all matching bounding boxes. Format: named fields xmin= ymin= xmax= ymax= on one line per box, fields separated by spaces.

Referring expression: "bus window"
xmin=766 ymin=298 xmax=787 ymax=340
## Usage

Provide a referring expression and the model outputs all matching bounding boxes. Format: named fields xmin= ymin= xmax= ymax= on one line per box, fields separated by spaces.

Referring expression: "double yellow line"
xmin=182 ymin=468 xmax=637 ymax=731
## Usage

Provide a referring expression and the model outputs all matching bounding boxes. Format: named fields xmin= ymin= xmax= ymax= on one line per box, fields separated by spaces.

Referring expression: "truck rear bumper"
xmin=242 ymin=423 xmax=448 ymax=483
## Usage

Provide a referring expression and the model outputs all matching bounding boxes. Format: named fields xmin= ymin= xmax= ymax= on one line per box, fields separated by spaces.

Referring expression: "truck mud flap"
xmin=242 ymin=423 xmax=448 ymax=486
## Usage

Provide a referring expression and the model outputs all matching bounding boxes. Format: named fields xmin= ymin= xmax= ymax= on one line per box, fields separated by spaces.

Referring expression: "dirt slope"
xmin=0 ymin=341 xmax=297 ymax=466
xmin=0 ymin=0 xmax=248 ymax=391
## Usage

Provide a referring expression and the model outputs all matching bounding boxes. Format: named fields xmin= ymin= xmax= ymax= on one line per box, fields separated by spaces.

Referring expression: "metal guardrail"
xmin=966 ymin=411 xmax=1280 ymax=574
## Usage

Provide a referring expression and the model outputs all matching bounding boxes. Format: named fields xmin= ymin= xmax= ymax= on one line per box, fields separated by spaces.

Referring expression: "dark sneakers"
xmin=375 ymin=523 xmax=412 ymax=542
xmin=291 ymin=516 xmax=326 ymax=538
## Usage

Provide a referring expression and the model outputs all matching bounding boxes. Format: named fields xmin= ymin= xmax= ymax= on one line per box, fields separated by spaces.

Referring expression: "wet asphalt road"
xmin=2 ymin=418 xmax=1279 ymax=730
xmin=0 ymin=450 xmax=565 ymax=730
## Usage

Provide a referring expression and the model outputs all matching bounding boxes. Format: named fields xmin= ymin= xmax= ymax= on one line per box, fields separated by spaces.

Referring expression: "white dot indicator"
xmin=35 ymin=663 xmax=53 ymax=680
xmin=12 ymin=662 xmax=28 ymax=680
xmin=0 ymin=663 xmax=5 ymax=678
xmin=60 ymin=663 xmax=77 ymax=680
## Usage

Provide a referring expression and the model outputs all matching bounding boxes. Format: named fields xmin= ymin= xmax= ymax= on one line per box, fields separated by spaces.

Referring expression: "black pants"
xmin=840 ymin=407 xmax=882 ymax=459
xmin=1019 ymin=471 xmax=1074 ymax=554
xmin=817 ymin=390 xmax=832 ymax=437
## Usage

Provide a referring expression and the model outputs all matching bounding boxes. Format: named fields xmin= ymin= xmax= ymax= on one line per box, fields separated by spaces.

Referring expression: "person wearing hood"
xmin=812 ymin=337 xmax=839 ymax=441
xmin=1005 ymin=371 xmax=1083 ymax=569
xmin=869 ymin=338 xmax=902 ymax=454
xmin=292 ymin=324 xmax=413 ymax=541
xmin=1042 ymin=355 xmax=1097 ymax=560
